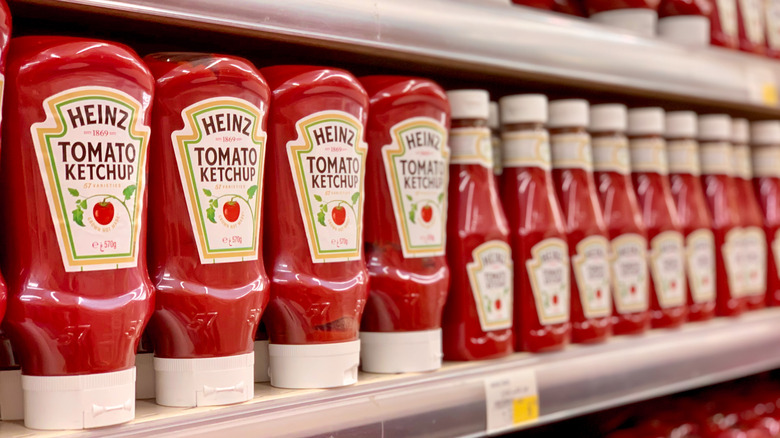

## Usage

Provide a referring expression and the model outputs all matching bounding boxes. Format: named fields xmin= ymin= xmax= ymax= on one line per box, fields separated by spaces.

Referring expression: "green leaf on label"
xmin=206 ymin=207 xmax=216 ymax=224
xmin=203 ymin=189 xmax=213 ymax=197
xmin=323 ymin=204 xmax=328 ymax=212
xmin=409 ymin=209 xmax=416 ymax=224
xmin=210 ymin=199 xmax=218 ymax=209
xmin=247 ymin=185 xmax=258 ymax=200
xmin=406 ymin=195 xmax=413 ymax=201
xmin=72 ymin=207 xmax=85 ymax=227
xmin=438 ymin=192 xmax=445 ymax=203
xmin=317 ymin=211 xmax=326 ymax=226
xmin=351 ymin=192 xmax=360 ymax=205
xmin=68 ymin=188 xmax=79 ymax=197
xmin=123 ymin=185 xmax=137 ymax=201
xmin=79 ymin=199 xmax=87 ymax=209
xmin=314 ymin=194 xmax=322 ymax=202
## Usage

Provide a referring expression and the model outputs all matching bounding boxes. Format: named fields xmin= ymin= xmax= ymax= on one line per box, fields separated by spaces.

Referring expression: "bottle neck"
xmin=549 ymin=126 xmax=592 ymax=171
xmin=591 ymin=130 xmax=630 ymax=174
xmin=698 ymin=139 xmax=733 ymax=176
xmin=665 ymin=136 xmax=701 ymax=176
xmin=450 ymin=118 xmax=493 ymax=169
xmin=501 ymin=122 xmax=551 ymax=171
xmin=628 ymin=133 xmax=668 ymax=175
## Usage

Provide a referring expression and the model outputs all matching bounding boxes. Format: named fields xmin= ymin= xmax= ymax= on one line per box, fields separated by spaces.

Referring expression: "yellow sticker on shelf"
xmin=484 ymin=369 xmax=539 ymax=434
xmin=512 ymin=395 xmax=539 ymax=424
xmin=763 ymin=83 xmax=779 ymax=107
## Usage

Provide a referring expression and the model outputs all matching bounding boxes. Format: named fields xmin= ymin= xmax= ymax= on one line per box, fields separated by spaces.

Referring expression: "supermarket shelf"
xmin=1 ymin=308 xmax=780 ymax=437
xmin=10 ymin=0 xmax=780 ymax=115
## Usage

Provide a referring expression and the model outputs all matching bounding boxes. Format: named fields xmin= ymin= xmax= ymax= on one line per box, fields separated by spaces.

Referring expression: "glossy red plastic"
xmin=756 ymin=174 xmax=780 ymax=307
xmin=710 ymin=0 xmax=740 ymax=48
xmin=593 ymin=168 xmax=650 ymax=335
xmin=359 ymin=76 xmax=450 ymax=334
xmin=0 ymin=36 xmax=154 ymax=376
xmin=501 ymin=125 xmax=571 ymax=352
xmin=669 ymin=173 xmax=717 ymax=321
xmin=585 ymin=0 xmax=661 ymax=15
xmin=736 ymin=0 xmax=766 ymax=54
xmin=144 ymin=53 xmax=270 ymax=359
xmin=554 ymin=0 xmax=589 ymax=15
xmin=658 ymin=0 xmax=712 ymax=16
xmin=734 ymin=174 xmax=767 ymax=310
xmin=766 ymin=1 xmax=780 ymax=59
xmin=0 ymin=1 xmax=11 ymax=331
xmin=261 ymin=66 xmax=369 ymax=345
xmin=443 ymin=130 xmax=513 ymax=360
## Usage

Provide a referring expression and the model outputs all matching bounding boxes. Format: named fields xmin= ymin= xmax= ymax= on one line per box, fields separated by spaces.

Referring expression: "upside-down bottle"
xmin=751 ymin=120 xmax=780 ymax=307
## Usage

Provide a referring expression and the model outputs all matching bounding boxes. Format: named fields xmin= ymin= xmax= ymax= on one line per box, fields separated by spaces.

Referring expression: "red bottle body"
xmin=261 ymin=65 xmax=369 ymax=346
xmin=359 ymin=76 xmax=450 ymax=334
xmin=0 ymin=36 xmax=155 ymax=376
xmin=145 ymin=53 xmax=270 ymax=359
xmin=736 ymin=0 xmax=766 ymax=54
xmin=755 ymin=173 xmax=780 ymax=306
xmin=0 ymin=0 xmax=12 ymax=330
xmin=710 ymin=0 xmax=740 ymax=48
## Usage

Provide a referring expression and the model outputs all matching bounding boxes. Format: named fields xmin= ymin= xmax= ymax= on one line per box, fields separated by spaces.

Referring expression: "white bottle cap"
xmin=488 ymin=101 xmax=500 ymax=129
xmin=665 ymin=111 xmax=697 ymax=139
xmin=548 ymin=99 xmax=589 ymax=128
xmin=269 ymin=340 xmax=360 ymax=389
xmin=732 ymin=118 xmax=749 ymax=144
xmin=627 ymin=107 xmax=664 ymax=135
xmin=254 ymin=340 xmax=270 ymax=383
xmin=751 ymin=120 xmax=780 ymax=145
xmin=154 ymin=352 xmax=254 ymax=407
xmin=135 ymin=352 xmax=155 ymax=399
xmin=0 ymin=369 xmax=23 ymax=420
xmin=499 ymin=94 xmax=547 ymax=124
xmin=590 ymin=103 xmax=627 ymax=132
xmin=22 ymin=367 xmax=135 ymax=430
xmin=658 ymin=15 xmax=710 ymax=47
xmin=360 ymin=329 xmax=442 ymax=374
xmin=590 ymin=9 xmax=658 ymax=38
xmin=698 ymin=114 xmax=732 ymax=141
xmin=446 ymin=89 xmax=490 ymax=120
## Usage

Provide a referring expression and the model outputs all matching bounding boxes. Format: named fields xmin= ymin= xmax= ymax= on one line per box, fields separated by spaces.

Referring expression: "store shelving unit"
xmin=0 ymin=309 xmax=778 ymax=437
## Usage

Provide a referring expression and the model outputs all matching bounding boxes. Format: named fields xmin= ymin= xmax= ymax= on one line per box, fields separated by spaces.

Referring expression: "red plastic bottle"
xmin=261 ymin=66 xmax=369 ymax=388
xmin=0 ymin=0 xmax=13 ymax=418
xmin=766 ymin=0 xmax=780 ymax=58
xmin=586 ymin=0 xmax=661 ymax=37
xmin=499 ymin=94 xmax=570 ymax=352
xmin=627 ymin=108 xmax=687 ymax=328
xmin=698 ymin=114 xmax=746 ymax=316
xmin=0 ymin=36 xmax=154 ymax=429
xmin=665 ymin=111 xmax=716 ymax=322
xmin=732 ymin=118 xmax=767 ymax=310
xmin=710 ymin=0 xmax=740 ymax=48
xmin=442 ymin=90 xmax=513 ymax=361
xmin=549 ymin=99 xmax=612 ymax=344
xmin=657 ymin=0 xmax=712 ymax=46
xmin=736 ymin=0 xmax=766 ymax=54
xmin=358 ymin=76 xmax=450 ymax=373
xmin=144 ymin=53 xmax=270 ymax=406
xmin=511 ymin=0 xmax=556 ymax=10
xmin=590 ymin=104 xmax=650 ymax=335
xmin=750 ymin=120 xmax=780 ymax=307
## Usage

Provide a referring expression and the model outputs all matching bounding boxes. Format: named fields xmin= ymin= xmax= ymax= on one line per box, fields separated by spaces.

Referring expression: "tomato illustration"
xmin=332 ymin=205 xmax=346 ymax=226
xmin=495 ymin=298 xmax=501 ymax=310
xmin=223 ymin=201 xmax=240 ymax=222
xmin=421 ymin=205 xmax=433 ymax=223
xmin=93 ymin=201 xmax=115 ymax=225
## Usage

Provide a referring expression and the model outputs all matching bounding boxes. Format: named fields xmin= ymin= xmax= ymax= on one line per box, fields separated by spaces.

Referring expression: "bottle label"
xmin=717 ymin=0 xmax=739 ymax=39
xmin=171 ymin=97 xmax=266 ymax=264
xmin=740 ymin=226 xmax=767 ymax=296
xmin=699 ymin=142 xmax=733 ymax=175
xmin=32 ymin=86 xmax=149 ymax=272
xmin=722 ymin=228 xmax=743 ymax=297
xmin=382 ymin=117 xmax=449 ymax=258
xmin=571 ymin=235 xmax=612 ymax=318
xmin=492 ymin=133 xmax=503 ymax=176
xmin=629 ymin=138 xmax=668 ymax=175
xmin=287 ymin=111 xmax=367 ymax=263
xmin=732 ymin=145 xmax=752 ymax=179
xmin=667 ymin=140 xmax=701 ymax=176
xmin=767 ymin=0 xmax=780 ymax=49
xmin=449 ymin=126 xmax=493 ymax=169
xmin=592 ymin=136 xmax=630 ymax=174
xmin=753 ymin=145 xmax=780 ymax=178
xmin=740 ymin=0 xmax=766 ymax=45
xmin=649 ymin=231 xmax=686 ymax=308
xmin=610 ymin=234 xmax=649 ymax=314
xmin=526 ymin=238 xmax=570 ymax=325
xmin=550 ymin=133 xmax=593 ymax=171
xmin=686 ymin=229 xmax=717 ymax=304
xmin=467 ymin=240 xmax=513 ymax=332
xmin=502 ymin=130 xmax=551 ymax=170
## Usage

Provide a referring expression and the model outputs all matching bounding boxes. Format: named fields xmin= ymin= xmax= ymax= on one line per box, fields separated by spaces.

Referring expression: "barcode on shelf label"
xmin=484 ymin=369 xmax=539 ymax=434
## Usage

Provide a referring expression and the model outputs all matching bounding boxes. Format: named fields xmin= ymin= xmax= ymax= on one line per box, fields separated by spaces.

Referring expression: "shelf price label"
xmin=484 ymin=369 xmax=539 ymax=434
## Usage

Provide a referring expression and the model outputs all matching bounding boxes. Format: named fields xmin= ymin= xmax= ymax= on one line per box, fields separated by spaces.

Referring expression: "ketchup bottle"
xmin=359 ymin=76 xmax=450 ymax=373
xmin=736 ymin=0 xmax=766 ymax=54
xmin=499 ymin=94 xmax=570 ymax=353
xmin=586 ymin=0 xmax=661 ymax=37
xmin=732 ymin=118 xmax=767 ymax=310
xmin=710 ymin=0 xmax=740 ymax=49
xmin=665 ymin=111 xmax=716 ymax=322
xmin=442 ymin=90 xmax=513 ymax=360
xmin=590 ymin=104 xmax=650 ymax=335
xmin=144 ymin=53 xmax=269 ymax=406
xmin=657 ymin=0 xmax=712 ymax=46
xmin=766 ymin=0 xmax=780 ymax=59
xmin=751 ymin=120 xmax=780 ymax=307
xmin=627 ymin=108 xmax=687 ymax=328
xmin=698 ymin=114 xmax=746 ymax=316
xmin=0 ymin=37 xmax=154 ymax=429
xmin=490 ymin=101 xmax=503 ymax=183
xmin=549 ymin=99 xmax=612 ymax=344
xmin=0 ymin=0 xmax=13 ymax=420
xmin=261 ymin=66 xmax=368 ymax=388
